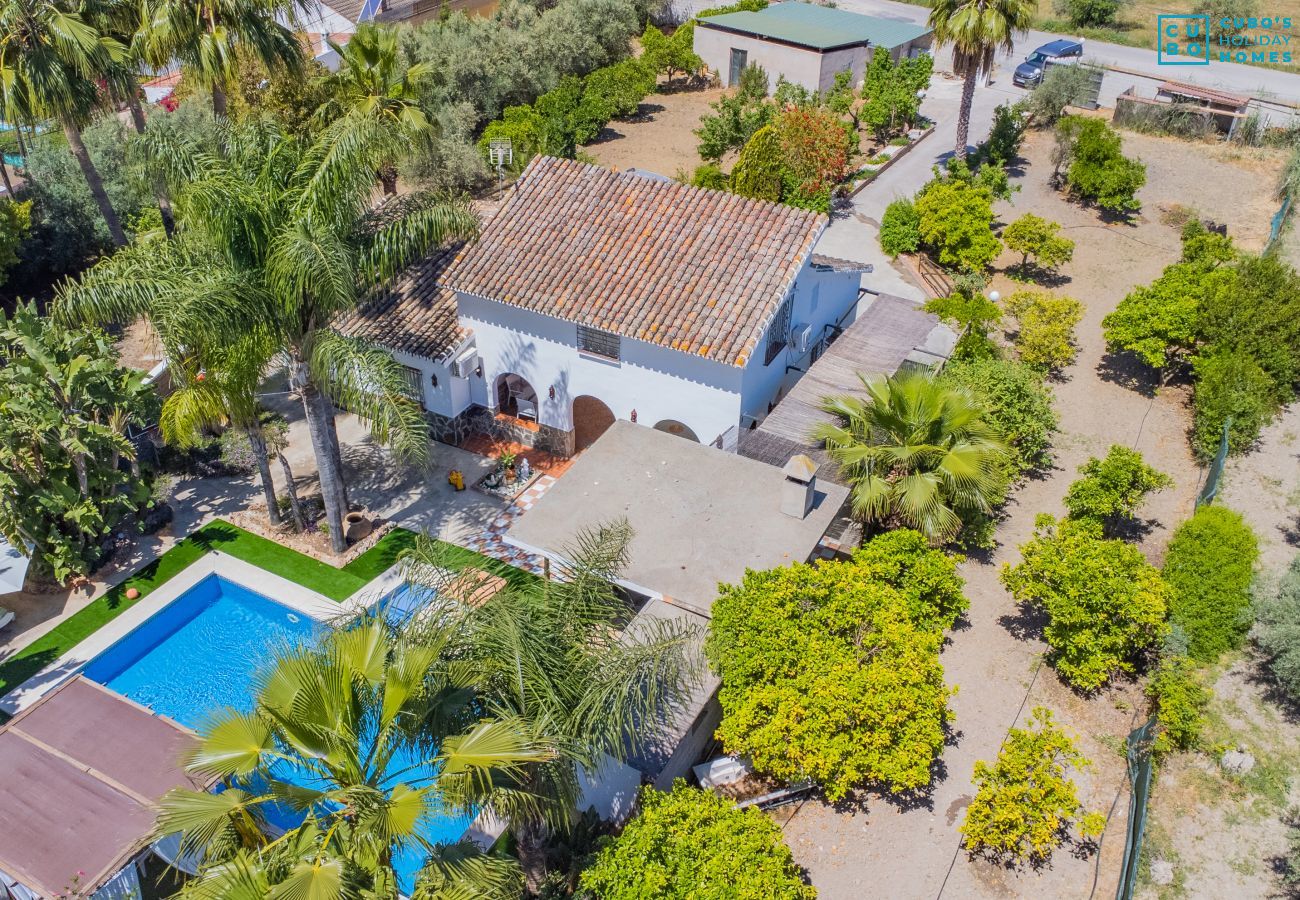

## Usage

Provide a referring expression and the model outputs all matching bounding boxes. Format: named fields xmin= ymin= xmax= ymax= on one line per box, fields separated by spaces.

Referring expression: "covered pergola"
xmin=0 ymin=677 xmax=210 ymax=899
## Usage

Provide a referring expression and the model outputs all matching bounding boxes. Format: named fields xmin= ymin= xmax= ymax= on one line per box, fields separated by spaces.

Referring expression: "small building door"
xmin=729 ymin=48 xmax=747 ymax=85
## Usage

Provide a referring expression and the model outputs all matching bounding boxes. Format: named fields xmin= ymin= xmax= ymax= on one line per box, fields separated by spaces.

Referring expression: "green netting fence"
xmin=1196 ymin=418 xmax=1232 ymax=509
xmin=1116 ymin=717 xmax=1158 ymax=900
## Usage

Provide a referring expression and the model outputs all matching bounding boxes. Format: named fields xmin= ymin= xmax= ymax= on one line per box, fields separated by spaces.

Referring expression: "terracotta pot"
xmin=344 ymin=512 xmax=372 ymax=544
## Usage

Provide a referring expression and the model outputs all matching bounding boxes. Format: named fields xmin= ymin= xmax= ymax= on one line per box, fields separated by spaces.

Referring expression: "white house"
xmin=344 ymin=156 xmax=871 ymax=457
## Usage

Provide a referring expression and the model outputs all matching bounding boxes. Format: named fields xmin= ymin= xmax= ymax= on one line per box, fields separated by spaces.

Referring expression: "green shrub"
xmin=690 ymin=163 xmax=729 ymax=190
xmin=1004 ymin=289 xmax=1084 ymax=371
xmin=1254 ymin=555 xmax=1300 ymax=703
xmin=915 ymin=178 xmax=1002 ymax=271
xmin=850 ymin=529 xmax=969 ymax=632
xmin=1056 ymin=116 xmax=1146 ymax=213
xmin=976 ymin=102 xmax=1027 ymax=165
xmin=1063 ymin=445 xmax=1172 ymax=533
xmin=1191 ymin=344 xmax=1277 ymax=458
xmin=1002 ymin=516 xmax=1170 ymax=691
xmin=580 ymin=781 xmax=815 ymax=900
xmin=941 ymin=357 xmax=1058 ymax=477
xmin=1025 ymin=66 xmax=1095 ymax=126
xmin=706 ymin=540 xmax=960 ymax=799
xmin=961 ymin=706 xmax=1104 ymax=862
xmin=1147 ymin=655 xmax=1210 ymax=754
xmin=1164 ymin=505 xmax=1258 ymax=661
xmin=1003 ymin=213 xmax=1075 ymax=278
xmin=730 ymin=125 xmax=784 ymax=202
xmin=1054 ymin=0 xmax=1119 ymax=26
xmin=879 ymin=197 xmax=921 ymax=257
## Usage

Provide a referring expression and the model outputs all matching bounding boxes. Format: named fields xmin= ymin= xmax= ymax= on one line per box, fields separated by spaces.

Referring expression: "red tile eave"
xmin=442 ymin=157 xmax=827 ymax=367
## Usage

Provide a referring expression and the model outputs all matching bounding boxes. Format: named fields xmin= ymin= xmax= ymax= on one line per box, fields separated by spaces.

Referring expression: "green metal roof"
xmin=697 ymin=2 xmax=931 ymax=51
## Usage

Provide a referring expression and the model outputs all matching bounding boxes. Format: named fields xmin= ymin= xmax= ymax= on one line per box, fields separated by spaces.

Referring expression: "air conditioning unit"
xmin=787 ymin=323 xmax=813 ymax=355
xmin=449 ymin=348 xmax=479 ymax=379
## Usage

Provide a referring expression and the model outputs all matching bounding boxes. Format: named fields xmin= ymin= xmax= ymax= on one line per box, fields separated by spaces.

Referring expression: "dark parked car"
xmin=1013 ymin=38 xmax=1084 ymax=87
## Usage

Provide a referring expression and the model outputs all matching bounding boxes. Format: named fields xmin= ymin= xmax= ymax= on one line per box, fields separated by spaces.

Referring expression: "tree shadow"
xmin=1241 ymin=652 xmax=1300 ymax=726
xmin=998 ymin=602 xmax=1049 ymax=643
xmin=1096 ymin=349 xmax=1164 ymax=398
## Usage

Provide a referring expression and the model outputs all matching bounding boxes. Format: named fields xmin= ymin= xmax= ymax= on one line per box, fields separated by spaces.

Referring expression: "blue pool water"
xmin=83 ymin=575 xmax=317 ymax=726
xmin=82 ymin=574 xmax=473 ymax=890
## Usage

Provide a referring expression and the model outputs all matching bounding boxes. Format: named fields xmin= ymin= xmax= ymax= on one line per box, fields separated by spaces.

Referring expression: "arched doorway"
xmin=494 ymin=373 xmax=538 ymax=421
xmin=653 ymin=419 xmax=700 ymax=442
xmin=573 ymin=395 xmax=615 ymax=451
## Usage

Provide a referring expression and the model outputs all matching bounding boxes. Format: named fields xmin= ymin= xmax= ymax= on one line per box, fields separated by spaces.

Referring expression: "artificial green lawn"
xmin=0 ymin=520 xmax=522 ymax=700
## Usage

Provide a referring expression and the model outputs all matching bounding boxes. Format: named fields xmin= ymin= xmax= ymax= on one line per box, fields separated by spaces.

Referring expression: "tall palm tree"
xmin=402 ymin=521 xmax=704 ymax=893
xmin=0 ymin=0 xmax=130 ymax=245
xmin=814 ymin=372 xmax=1007 ymax=544
xmin=928 ymin=0 xmax=1033 ymax=156
xmin=159 ymin=335 xmax=306 ymax=530
xmin=155 ymin=615 xmax=548 ymax=898
xmin=56 ymin=116 xmax=478 ymax=552
xmin=316 ymin=23 xmax=432 ymax=195
xmin=139 ymin=0 xmax=307 ymax=117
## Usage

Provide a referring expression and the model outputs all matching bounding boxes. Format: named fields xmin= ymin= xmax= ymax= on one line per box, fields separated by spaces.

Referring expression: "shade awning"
xmin=0 ymin=677 xmax=210 ymax=897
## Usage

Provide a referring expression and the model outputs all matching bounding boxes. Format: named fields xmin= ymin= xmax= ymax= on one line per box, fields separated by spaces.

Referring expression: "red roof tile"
xmin=339 ymin=244 xmax=466 ymax=360
xmin=441 ymin=157 xmax=825 ymax=367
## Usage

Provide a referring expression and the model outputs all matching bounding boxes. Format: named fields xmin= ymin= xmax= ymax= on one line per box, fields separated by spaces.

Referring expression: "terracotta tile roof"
xmin=441 ymin=156 xmax=826 ymax=367
xmin=1157 ymin=80 xmax=1249 ymax=109
xmin=338 ymin=244 xmax=466 ymax=361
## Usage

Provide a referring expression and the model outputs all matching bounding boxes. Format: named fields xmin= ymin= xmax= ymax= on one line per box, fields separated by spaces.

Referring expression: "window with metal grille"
xmin=765 ymin=296 xmax=793 ymax=365
xmin=398 ymin=365 xmax=426 ymax=405
xmin=577 ymin=325 xmax=621 ymax=360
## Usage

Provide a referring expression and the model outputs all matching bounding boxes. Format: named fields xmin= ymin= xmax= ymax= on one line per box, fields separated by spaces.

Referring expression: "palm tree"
xmin=160 ymin=336 xmax=306 ymax=530
xmin=139 ymin=0 xmax=307 ymax=117
xmin=402 ymin=521 xmax=703 ymax=893
xmin=928 ymin=0 xmax=1033 ymax=156
xmin=317 ymin=23 xmax=433 ymax=195
xmin=57 ymin=117 xmax=478 ymax=552
xmin=155 ymin=614 xmax=548 ymax=898
xmin=814 ymin=372 xmax=1007 ymax=544
xmin=0 ymin=0 xmax=130 ymax=245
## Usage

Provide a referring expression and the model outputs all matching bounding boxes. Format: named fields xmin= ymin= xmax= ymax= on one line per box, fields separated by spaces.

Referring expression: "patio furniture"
xmin=515 ymin=398 xmax=538 ymax=421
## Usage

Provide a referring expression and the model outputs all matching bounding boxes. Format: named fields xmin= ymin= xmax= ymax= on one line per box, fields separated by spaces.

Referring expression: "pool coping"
xmin=0 ymin=553 xmax=348 ymax=716
xmin=0 ymin=553 xmax=509 ymax=852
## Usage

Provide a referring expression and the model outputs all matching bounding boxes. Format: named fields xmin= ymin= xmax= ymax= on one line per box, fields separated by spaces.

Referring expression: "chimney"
xmin=780 ymin=455 xmax=817 ymax=519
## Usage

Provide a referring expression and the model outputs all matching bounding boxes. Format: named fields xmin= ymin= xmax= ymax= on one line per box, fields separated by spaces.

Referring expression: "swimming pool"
xmin=83 ymin=574 xmax=318 ymax=728
xmin=81 ymin=572 xmax=474 ymax=890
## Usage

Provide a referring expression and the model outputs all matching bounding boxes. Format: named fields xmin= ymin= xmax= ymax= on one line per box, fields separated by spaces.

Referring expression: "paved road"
xmin=803 ymin=0 xmax=1300 ymax=103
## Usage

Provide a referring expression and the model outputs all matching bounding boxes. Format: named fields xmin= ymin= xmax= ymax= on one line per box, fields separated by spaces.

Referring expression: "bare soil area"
xmin=779 ymin=124 xmax=1287 ymax=899
xmin=582 ymin=85 xmax=723 ymax=179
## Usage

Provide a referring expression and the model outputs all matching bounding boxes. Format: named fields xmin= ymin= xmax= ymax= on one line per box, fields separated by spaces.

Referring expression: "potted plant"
xmin=498 ymin=449 xmax=518 ymax=481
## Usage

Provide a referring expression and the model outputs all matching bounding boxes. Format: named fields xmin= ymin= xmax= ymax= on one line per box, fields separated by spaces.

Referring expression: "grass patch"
xmin=0 ymin=522 xmax=531 ymax=700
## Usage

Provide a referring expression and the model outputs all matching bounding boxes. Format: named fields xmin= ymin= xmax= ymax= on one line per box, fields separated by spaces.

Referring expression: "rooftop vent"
xmin=781 ymin=454 xmax=817 ymax=519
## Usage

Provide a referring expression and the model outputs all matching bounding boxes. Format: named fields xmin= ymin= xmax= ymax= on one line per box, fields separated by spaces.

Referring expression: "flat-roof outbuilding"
xmin=694 ymin=2 xmax=933 ymax=93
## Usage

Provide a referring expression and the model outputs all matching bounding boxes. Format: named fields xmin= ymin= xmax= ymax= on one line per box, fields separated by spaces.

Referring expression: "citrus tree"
xmin=961 ymin=707 xmax=1105 ymax=862
xmin=706 ymin=533 xmax=964 ymax=799
xmin=580 ymin=782 xmax=816 ymax=900
xmin=1002 ymin=515 xmax=1170 ymax=691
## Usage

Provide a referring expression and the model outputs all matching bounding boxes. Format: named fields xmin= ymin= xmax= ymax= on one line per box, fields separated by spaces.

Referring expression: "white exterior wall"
xmin=694 ymin=26 xmax=869 ymax=93
xmin=738 ymin=267 xmax=861 ymax=427
xmin=388 ymin=347 xmax=466 ymax=419
xmin=456 ymin=293 xmax=746 ymax=447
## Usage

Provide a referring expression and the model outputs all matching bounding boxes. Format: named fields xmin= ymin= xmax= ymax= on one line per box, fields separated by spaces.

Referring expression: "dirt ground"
xmin=1138 ymin=401 xmax=1300 ymax=899
xmin=776 ymin=124 xmax=1290 ymax=899
xmin=582 ymin=85 xmax=723 ymax=179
